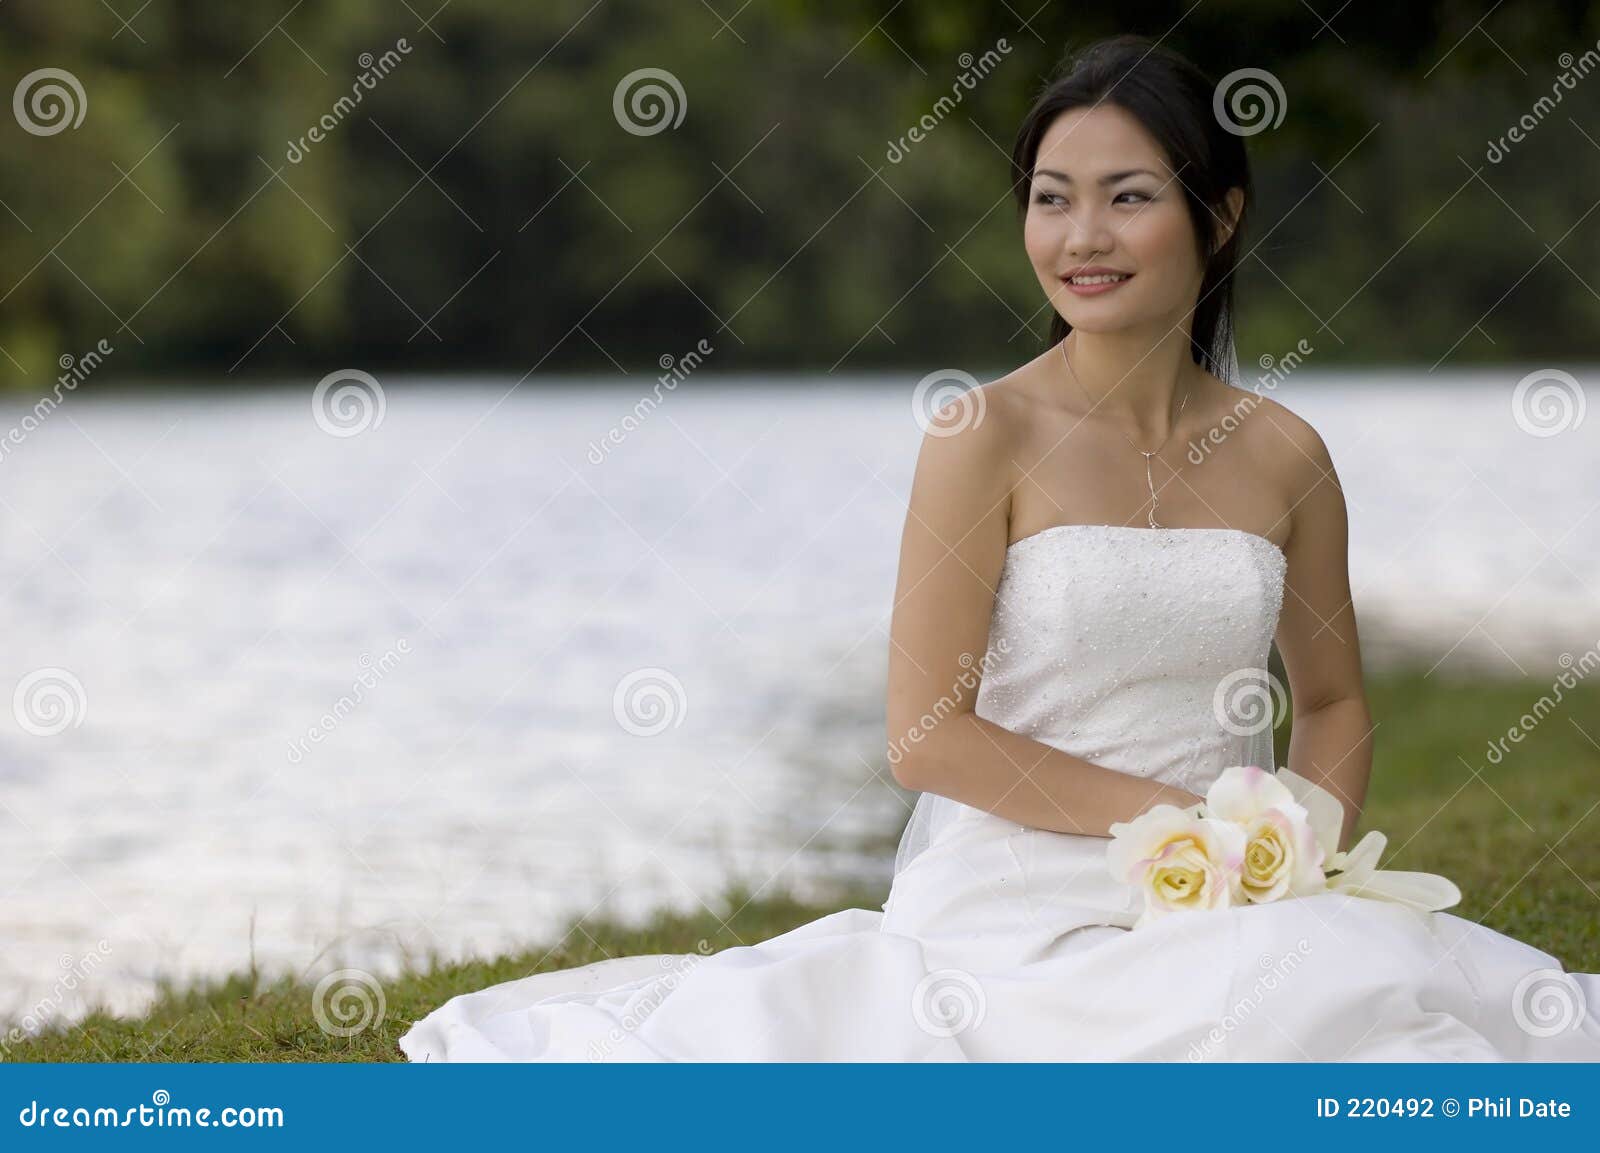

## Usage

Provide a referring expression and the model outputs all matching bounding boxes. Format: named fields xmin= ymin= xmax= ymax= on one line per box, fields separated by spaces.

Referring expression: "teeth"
xmin=1069 ymin=273 xmax=1131 ymax=285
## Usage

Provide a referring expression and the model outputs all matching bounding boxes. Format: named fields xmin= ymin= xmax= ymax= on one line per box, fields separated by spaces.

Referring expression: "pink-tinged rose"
xmin=1202 ymin=765 xmax=1327 ymax=903
xmin=1236 ymin=808 xmax=1322 ymax=903
xmin=1107 ymin=805 xmax=1246 ymax=927
xmin=1259 ymin=767 xmax=1462 ymax=913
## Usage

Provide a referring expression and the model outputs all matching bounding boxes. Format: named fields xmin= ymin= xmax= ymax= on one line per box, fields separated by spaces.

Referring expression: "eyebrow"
xmin=1033 ymin=167 xmax=1161 ymax=184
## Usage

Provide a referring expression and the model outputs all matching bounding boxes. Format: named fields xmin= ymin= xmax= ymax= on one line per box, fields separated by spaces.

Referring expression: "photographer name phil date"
xmin=1315 ymin=1097 xmax=1574 ymax=1120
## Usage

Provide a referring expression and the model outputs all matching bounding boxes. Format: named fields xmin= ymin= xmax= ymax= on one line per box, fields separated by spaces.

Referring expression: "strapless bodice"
xmin=973 ymin=523 xmax=1287 ymax=795
xmin=891 ymin=523 xmax=1288 ymax=877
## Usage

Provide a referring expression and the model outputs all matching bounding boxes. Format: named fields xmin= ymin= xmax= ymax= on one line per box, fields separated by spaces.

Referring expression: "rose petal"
xmin=1204 ymin=765 xmax=1287 ymax=822
xmin=1277 ymin=767 xmax=1347 ymax=859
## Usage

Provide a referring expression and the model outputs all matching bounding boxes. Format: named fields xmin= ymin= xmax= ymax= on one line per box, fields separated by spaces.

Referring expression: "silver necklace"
xmin=1059 ymin=336 xmax=1190 ymax=529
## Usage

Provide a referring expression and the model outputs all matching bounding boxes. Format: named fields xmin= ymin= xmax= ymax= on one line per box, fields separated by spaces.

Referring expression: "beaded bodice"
xmin=972 ymin=523 xmax=1287 ymax=795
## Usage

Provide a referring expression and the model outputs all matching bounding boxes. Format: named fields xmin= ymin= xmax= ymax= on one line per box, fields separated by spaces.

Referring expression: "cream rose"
xmin=1202 ymin=764 xmax=1327 ymax=903
xmin=1107 ymin=804 xmax=1246 ymax=927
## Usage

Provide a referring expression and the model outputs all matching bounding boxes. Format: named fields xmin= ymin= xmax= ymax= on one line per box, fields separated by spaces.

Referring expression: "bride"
xmin=400 ymin=35 xmax=1600 ymax=1061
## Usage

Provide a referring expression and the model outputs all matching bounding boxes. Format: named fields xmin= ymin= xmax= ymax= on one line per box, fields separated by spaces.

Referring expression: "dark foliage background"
xmin=2 ymin=0 xmax=1597 ymax=380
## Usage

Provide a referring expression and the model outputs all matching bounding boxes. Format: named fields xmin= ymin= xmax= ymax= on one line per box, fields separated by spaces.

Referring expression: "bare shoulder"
xmin=913 ymin=372 xmax=1030 ymax=496
xmin=1228 ymin=389 xmax=1349 ymax=550
xmin=899 ymin=372 xmax=1027 ymax=574
xmin=1225 ymin=387 xmax=1336 ymax=480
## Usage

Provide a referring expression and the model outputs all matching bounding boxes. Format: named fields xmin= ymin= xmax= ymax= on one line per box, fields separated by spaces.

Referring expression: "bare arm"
xmin=1271 ymin=416 xmax=1373 ymax=853
xmin=885 ymin=392 xmax=1202 ymax=838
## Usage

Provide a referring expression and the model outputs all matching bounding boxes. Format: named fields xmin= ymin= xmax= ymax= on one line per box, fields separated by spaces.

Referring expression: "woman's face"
xmin=1024 ymin=104 xmax=1212 ymax=338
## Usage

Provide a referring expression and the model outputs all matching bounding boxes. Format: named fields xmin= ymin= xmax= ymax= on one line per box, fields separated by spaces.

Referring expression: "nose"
xmin=1062 ymin=202 xmax=1115 ymax=258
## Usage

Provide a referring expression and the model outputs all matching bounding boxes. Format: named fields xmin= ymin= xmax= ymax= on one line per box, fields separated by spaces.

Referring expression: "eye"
xmin=1115 ymin=190 xmax=1151 ymax=204
xmin=1032 ymin=191 xmax=1065 ymax=207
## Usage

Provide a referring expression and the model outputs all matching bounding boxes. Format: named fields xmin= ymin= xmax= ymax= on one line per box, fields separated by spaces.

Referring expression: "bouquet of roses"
xmin=1106 ymin=764 xmax=1461 ymax=928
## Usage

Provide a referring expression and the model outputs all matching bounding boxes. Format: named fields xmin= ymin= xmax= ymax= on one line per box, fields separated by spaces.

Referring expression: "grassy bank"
xmin=4 ymin=884 xmax=876 ymax=1063
xmin=7 ymin=666 xmax=1597 ymax=1062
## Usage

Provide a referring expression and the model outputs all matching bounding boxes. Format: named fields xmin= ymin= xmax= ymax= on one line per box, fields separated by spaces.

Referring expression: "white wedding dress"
xmin=399 ymin=524 xmax=1600 ymax=1061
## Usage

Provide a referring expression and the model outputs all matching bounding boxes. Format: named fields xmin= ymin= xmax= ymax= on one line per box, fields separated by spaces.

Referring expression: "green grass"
xmin=6 ymin=666 xmax=1598 ymax=1062
xmin=1335 ymin=663 xmax=1600 ymax=970
xmin=3 ymin=883 xmax=878 ymax=1063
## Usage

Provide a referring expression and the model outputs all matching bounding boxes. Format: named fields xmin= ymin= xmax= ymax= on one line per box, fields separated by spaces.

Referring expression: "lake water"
xmin=1 ymin=369 xmax=1596 ymax=1028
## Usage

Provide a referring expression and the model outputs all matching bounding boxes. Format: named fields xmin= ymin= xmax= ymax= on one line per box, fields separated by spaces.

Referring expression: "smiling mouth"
xmin=1062 ymin=272 xmax=1133 ymax=285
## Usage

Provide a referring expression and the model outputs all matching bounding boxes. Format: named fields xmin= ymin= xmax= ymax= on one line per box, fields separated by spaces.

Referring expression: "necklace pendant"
xmin=1060 ymin=338 xmax=1191 ymax=538
xmin=1143 ymin=454 xmax=1160 ymax=528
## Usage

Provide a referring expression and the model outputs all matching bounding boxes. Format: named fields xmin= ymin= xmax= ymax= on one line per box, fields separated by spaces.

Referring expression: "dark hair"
xmin=1010 ymin=34 xmax=1252 ymax=377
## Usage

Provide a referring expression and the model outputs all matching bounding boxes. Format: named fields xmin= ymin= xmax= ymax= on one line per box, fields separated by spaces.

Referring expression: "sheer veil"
xmin=890 ymin=322 xmax=1255 ymax=878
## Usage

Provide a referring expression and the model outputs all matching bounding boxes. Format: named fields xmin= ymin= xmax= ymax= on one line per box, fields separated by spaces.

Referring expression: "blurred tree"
xmin=0 ymin=0 xmax=1595 ymax=384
